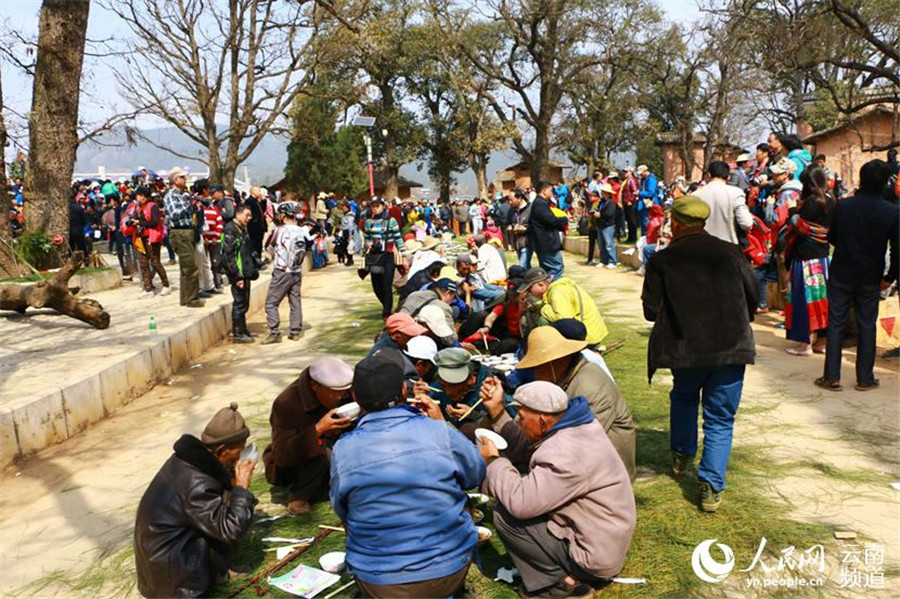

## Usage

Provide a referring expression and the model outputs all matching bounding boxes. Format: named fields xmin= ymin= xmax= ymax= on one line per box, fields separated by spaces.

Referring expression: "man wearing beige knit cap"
xmin=134 ymin=403 xmax=257 ymax=598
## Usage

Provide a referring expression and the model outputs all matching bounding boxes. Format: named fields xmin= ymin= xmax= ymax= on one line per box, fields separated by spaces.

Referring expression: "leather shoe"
xmin=232 ymin=333 xmax=254 ymax=344
xmin=287 ymin=499 xmax=311 ymax=515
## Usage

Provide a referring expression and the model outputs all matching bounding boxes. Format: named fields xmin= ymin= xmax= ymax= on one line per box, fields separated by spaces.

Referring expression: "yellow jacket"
xmin=541 ymin=277 xmax=608 ymax=345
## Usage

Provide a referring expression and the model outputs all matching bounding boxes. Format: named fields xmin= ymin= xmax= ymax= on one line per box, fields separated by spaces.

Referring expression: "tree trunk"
xmin=24 ymin=0 xmax=91 ymax=240
xmin=473 ymin=154 xmax=489 ymax=199
xmin=0 ymin=251 xmax=111 ymax=329
xmin=532 ymin=114 xmax=551 ymax=183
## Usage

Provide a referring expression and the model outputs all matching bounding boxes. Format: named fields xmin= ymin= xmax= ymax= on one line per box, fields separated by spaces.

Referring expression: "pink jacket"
xmin=483 ymin=412 xmax=636 ymax=577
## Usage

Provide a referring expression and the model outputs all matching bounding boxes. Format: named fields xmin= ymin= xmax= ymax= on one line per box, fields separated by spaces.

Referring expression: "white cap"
xmin=404 ymin=336 xmax=438 ymax=363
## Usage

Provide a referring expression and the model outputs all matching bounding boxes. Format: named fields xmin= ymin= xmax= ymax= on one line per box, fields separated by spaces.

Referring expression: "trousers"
xmin=137 ymin=241 xmax=169 ymax=292
xmin=824 ymin=278 xmax=880 ymax=384
xmin=670 ymin=365 xmax=745 ymax=492
xmin=168 ymin=229 xmax=199 ymax=305
xmin=356 ymin=564 xmax=469 ymax=599
xmin=265 ymin=270 xmax=303 ymax=335
xmin=493 ymin=504 xmax=604 ymax=593
xmin=370 ymin=255 xmax=396 ymax=317
xmin=231 ymin=280 xmax=251 ymax=334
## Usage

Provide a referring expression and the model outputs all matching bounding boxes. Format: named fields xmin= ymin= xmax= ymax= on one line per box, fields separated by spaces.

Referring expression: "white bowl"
xmin=476 ymin=526 xmax=493 ymax=545
xmin=319 ymin=551 xmax=346 ymax=573
xmin=334 ymin=402 xmax=361 ymax=420
xmin=474 ymin=428 xmax=508 ymax=450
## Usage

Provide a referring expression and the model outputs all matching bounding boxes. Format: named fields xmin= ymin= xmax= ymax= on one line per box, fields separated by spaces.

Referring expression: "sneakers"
xmin=159 ymin=286 xmax=173 ymax=296
xmin=605 ymin=263 xmax=617 ymax=269
xmin=699 ymin=481 xmax=722 ymax=513
xmin=232 ymin=333 xmax=254 ymax=344
xmin=854 ymin=379 xmax=880 ymax=392
xmin=138 ymin=290 xmax=154 ymax=299
xmin=261 ymin=333 xmax=282 ymax=345
xmin=288 ymin=331 xmax=304 ymax=341
xmin=672 ymin=452 xmax=694 ymax=478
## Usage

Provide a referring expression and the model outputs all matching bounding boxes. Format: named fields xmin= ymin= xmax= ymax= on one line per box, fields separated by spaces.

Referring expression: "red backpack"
xmin=743 ymin=215 xmax=771 ymax=267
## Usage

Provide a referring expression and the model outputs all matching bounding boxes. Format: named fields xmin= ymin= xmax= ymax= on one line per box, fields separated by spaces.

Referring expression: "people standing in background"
xmin=222 ymin=205 xmax=259 ymax=343
xmin=528 ymin=182 xmax=568 ymax=279
xmin=636 ymin=165 xmax=659 ymax=237
xmin=134 ymin=186 xmax=172 ymax=299
xmin=620 ymin=166 xmax=639 ymax=243
xmin=163 ymin=167 xmax=203 ymax=307
xmin=817 ymin=160 xmax=899 ymax=392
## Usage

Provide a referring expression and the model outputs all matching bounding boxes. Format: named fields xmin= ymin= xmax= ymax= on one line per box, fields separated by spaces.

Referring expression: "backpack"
xmin=742 ymin=215 xmax=771 ymax=267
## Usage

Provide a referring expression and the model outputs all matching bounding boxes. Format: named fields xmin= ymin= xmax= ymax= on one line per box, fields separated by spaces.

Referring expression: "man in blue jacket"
xmin=636 ymin=165 xmax=659 ymax=237
xmin=330 ymin=349 xmax=486 ymax=598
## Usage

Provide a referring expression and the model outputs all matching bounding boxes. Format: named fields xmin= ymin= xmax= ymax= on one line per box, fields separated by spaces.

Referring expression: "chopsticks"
xmin=323 ymin=580 xmax=357 ymax=599
xmin=318 ymin=525 xmax=346 ymax=533
xmin=458 ymin=397 xmax=484 ymax=421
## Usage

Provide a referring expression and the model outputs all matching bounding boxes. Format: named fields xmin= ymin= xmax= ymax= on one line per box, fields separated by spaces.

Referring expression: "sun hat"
xmin=515 ymin=326 xmax=587 ymax=369
xmin=769 ymin=157 xmax=797 ymax=175
xmin=168 ymin=166 xmax=187 ymax=181
xmin=421 ymin=236 xmax=441 ymax=251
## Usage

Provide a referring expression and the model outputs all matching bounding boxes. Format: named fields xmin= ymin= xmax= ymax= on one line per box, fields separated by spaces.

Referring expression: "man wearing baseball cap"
xmin=642 ymin=195 xmax=757 ymax=513
xmin=135 ymin=403 xmax=256 ymax=597
xmin=420 ymin=347 xmax=510 ymax=428
xmin=399 ymin=277 xmax=459 ymax=345
xmin=403 ymin=335 xmax=439 ymax=383
xmin=477 ymin=381 xmax=635 ymax=598
xmin=263 ymin=356 xmax=355 ymax=515
xmin=519 ymin=267 xmax=608 ymax=346
xmin=330 ymin=350 xmax=485 ymax=598
xmin=635 ymin=164 xmax=659 ymax=237
xmin=368 ymin=312 xmax=429 ymax=356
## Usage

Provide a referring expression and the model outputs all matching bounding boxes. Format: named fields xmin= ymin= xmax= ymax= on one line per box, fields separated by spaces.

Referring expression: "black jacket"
xmin=222 ymin=220 xmax=259 ymax=282
xmin=134 ymin=435 xmax=255 ymax=598
xmin=527 ymin=196 xmax=568 ymax=254
xmin=596 ymin=198 xmax=617 ymax=228
xmin=828 ymin=191 xmax=899 ymax=286
xmin=641 ymin=232 xmax=757 ymax=382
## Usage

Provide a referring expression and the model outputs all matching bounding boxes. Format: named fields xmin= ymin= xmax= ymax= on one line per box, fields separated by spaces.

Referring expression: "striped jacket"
xmin=363 ymin=214 xmax=406 ymax=253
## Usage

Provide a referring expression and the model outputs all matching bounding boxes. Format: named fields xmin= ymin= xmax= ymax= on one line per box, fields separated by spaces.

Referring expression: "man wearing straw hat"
xmin=477 ymin=381 xmax=635 ymax=599
xmin=513 ymin=326 xmax=635 ymax=481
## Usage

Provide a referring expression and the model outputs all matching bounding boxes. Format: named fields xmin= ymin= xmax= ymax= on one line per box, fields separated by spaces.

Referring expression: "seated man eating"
xmin=134 ymin=403 xmax=257 ymax=598
xmin=263 ymin=356 xmax=355 ymax=514
xmin=478 ymin=381 xmax=636 ymax=599
xmin=330 ymin=349 xmax=485 ymax=599
xmin=424 ymin=347 xmax=510 ymax=429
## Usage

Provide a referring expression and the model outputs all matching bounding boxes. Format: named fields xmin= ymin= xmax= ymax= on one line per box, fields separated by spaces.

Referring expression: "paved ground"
xmin=0 ymin=260 xmax=234 ymax=415
xmin=0 ymin=253 xmax=897 ymax=597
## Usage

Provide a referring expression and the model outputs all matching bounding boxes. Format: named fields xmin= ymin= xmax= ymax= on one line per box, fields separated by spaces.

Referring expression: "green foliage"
xmin=284 ymin=96 xmax=368 ymax=198
xmin=634 ymin=131 xmax=664 ymax=176
xmin=13 ymin=231 xmax=58 ymax=270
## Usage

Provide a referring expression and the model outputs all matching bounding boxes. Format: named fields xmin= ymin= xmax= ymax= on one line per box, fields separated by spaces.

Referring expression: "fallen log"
xmin=0 ymin=251 xmax=111 ymax=329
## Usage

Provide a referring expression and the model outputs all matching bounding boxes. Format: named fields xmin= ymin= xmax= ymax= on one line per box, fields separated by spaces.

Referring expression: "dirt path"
xmin=0 ymin=262 xmax=377 ymax=597
xmin=1 ymin=253 xmax=897 ymax=597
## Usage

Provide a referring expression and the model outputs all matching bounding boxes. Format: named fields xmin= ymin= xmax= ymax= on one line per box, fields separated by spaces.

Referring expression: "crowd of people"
xmin=5 ymin=136 xmax=897 ymax=599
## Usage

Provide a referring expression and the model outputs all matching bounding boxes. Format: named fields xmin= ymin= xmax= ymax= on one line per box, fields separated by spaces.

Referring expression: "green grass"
xmin=0 ymin=266 xmax=113 ymax=283
xmin=15 ymin=250 xmax=887 ymax=598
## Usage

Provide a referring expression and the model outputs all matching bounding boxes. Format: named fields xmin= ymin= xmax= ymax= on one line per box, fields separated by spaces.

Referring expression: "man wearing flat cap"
xmin=477 ymin=381 xmax=636 ymax=599
xmin=263 ymin=356 xmax=356 ymax=515
xmin=331 ymin=349 xmax=485 ymax=598
xmin=163 ymin=166 xmax=204 ymax=307
xmin=135 ymin=403 xmax=257 ymax=598
xmin=641 ymin=195 xmax=757 ymax=513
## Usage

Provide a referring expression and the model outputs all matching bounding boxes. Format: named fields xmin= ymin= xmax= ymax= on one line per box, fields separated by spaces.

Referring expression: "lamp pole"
xmin=363 ymin=130 xmax=374 ymax=197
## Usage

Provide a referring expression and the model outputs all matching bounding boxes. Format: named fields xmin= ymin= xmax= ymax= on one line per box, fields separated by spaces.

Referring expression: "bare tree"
xmin=105 ymin=0 xmax=348 ymax=187
xmin=24 ymin=0 xmax=90 ymax=238
xmin=437 ymin=0 xmax=659 ymax=181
